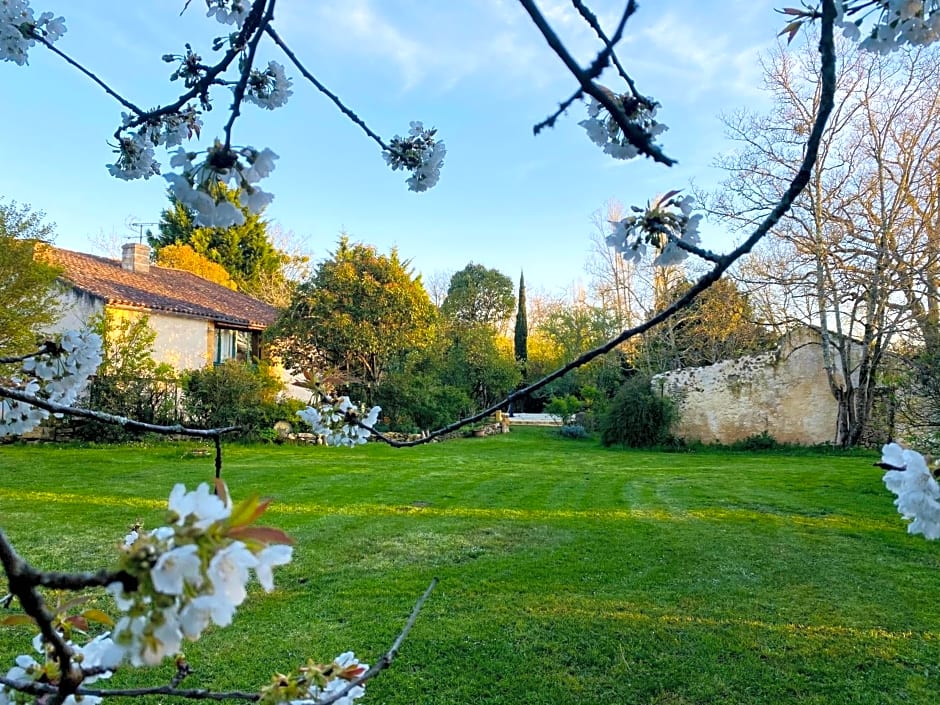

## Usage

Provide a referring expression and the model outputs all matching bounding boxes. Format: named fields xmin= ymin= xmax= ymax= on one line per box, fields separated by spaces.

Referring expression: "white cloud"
xmin=275 ymin=0 xmax=625 ymax=94
xmin=624 ymin=6 xmax=777 ymax=102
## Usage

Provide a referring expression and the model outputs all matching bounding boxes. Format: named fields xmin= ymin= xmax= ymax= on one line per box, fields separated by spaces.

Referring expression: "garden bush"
xmin=558 ymin=423 xmax=589 ymax=439
xmin=181 ymin=361 xmax=284 ymax=438
xmin=600 ymin=374 xmax=677 ymax=448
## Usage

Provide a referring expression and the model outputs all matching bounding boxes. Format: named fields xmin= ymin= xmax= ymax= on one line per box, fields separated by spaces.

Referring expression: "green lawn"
xmin=1 ymin=429 xmax=938 ymax=704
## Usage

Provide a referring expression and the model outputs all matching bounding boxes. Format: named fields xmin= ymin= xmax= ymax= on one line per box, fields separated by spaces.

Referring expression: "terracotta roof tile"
xmin=46 ymin=247 xmax=279 ymax=329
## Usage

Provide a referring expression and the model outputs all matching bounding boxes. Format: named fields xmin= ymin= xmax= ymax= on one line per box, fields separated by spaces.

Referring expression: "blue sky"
xmin=1 ymin=1 xmax=790 ymax=295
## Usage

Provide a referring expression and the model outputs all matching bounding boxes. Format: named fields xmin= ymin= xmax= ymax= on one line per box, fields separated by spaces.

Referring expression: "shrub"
xmin=72 ymin=312 xmax=180 ymax=441
xmin=558 ymin=424 xmax=589 ymax=439
xmin=544 ymin=394 xmax=582 ymax=425
xmin=373 ymin=374 xmax=473 ymax=433
xmin=729 ymin=431 xmax=782 ymax=451
xmin=181 ymin=361 xmax=283 ymax=438
xmin=600 ymin=374 xmax=676 ymax=448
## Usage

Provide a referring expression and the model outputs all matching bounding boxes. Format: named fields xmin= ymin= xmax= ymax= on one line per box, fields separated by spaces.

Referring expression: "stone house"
xmin=43 ymin=243 xmax=279 ymax=371
xmin=652 ymin=326 xmax=888 ymax=446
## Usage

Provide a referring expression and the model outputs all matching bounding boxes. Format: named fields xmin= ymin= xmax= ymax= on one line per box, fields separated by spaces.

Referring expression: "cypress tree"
xmin=514 ymin=271 xmax=528 ymax=362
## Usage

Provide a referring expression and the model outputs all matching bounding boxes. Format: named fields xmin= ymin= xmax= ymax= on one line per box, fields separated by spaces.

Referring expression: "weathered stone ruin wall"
xmin=653 ymin=330 xmax=844 ymax=445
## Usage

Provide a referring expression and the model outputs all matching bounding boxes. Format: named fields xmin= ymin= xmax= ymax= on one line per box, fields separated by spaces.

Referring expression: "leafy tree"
xmin=531 ymin=301 xmax=625 ymax=404
xmin=441 ymin=325 xmax=520 ymax=410
xmin=636 ymin=277 xmax=776 ymax=374
xmin=154 ymin=243 xmax=237 ymax=289
xmin=514 ymin=271 xmax=528 ymax=362
xmin=150 ymin=185 xmax=290 ymax=304
xmin=0 ymin=201 xmax=61 ymax=356
xmin=441 ymin=263 xmax=515 ymax=328
xmin=539 ymin=304 xmax=621 ymax=362
xmin=274 ymin=235 xmax=437 ymax=398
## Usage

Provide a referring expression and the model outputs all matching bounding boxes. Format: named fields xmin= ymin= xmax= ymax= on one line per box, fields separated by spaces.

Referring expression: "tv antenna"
xmin=128 ymin=222 xmax=159 ymax=243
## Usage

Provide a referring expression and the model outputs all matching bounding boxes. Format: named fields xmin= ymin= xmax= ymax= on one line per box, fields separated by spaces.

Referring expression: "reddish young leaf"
xmin=227 ymin=525 xmax=295 ymax=546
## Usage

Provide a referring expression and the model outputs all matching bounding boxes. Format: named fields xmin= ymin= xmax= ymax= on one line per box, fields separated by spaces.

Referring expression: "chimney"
xmin=121 ymin=242 xmax=150 ymax=274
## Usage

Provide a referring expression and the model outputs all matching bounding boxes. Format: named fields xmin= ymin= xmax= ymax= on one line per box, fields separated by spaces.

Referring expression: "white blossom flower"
xmin=255 ymin=544 xmax=293 ymax=591
xmin=207 ymin=541 xmax=258 ymax=608
xmin=385 ymin=122 xmax=445 ymax=192
xmin=607 ymin=194 xmax=700 ymax=267
xmin=239 ymin=186 xmax=274 ymax=213
xmin=144 ymin=609 xmax=183 ymax=665
xmin=241 ymin=147 xmax=278 ymax=183
xmin=0 ymin=1 xmax=66 ymax=65
xmin=205 ymin=0 xmax=250 ymax=28
xmin=0 ymin=330 xmax=102 ymax=436
xmin=151 ymin=544 xmax=204 ymax=595
xmin=881 ymin=442 xmax=940 ymax=539
xmin=107 ymin=132 xmax=159 ymax=180
xmin=838 ymin=0 xmax=940 ymax=51
xmin=168 ymin=482 xmax=231 ymax=529
xmin=179 ymin=596 xmax=214 ymax=639
xmin=163 ymin=143 xmax=276 ymax=224
xmin=244 ymin=61 xmax=292 ymax=110
xmin=297 ymin=399 xmax=381 ymax=446
xmin=75 ymin=634 xmax=123 ymax=680
xmin=579 ymin=94 xmax=666 ymax=162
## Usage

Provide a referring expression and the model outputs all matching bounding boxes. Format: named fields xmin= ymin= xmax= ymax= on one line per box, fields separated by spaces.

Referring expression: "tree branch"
xmin=312 ymin=577 xmax=438 ymax=705
xmin=0 ymin=342 xmax=59 ymax=365
xmin=520 ymin=0 xmax=676 ymax=165
xmin=0 ymin=578 xmax=438 ymax=704
xmin=0 ymin=532 xmax=78 ymax=705
xmin=0 ymin=386 xmax=239 ymax=439
xmin=570 ymin=0 xmax=647 ymax=102
xmin=264 ymin=25 xmax=390 ymax=152
xmin=223 ymin=0 xmax=277 ymax=151
xmin=120 ymin=0 xmax=271 ymax=132
xmin=33 ymin=35 xmax=144 ymax=114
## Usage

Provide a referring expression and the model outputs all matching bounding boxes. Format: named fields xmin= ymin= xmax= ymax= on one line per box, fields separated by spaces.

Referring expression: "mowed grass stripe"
xmin=0 ymin=487 xmax=899 ymax=533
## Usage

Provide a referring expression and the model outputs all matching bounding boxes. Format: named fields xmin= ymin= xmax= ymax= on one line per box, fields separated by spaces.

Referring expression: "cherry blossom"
xmin=384 ymin=122 xmax=446 ymax=193
xmin=0 ymin=0 xmax=65 ymax=65
xmin=297 ymin=397 xmax=381 ymax=447
xmin=579 ymin=93 xmax=667 ymax=162
xmin=606 ymin=192 xmax=702 ymax=267
xmin=245 ymin=60 xmax=293 ymax=110
xmin=0 ymin=330 xmax=102 ymax=436
xmin=881 ymin=442 xmax=940 ymax=539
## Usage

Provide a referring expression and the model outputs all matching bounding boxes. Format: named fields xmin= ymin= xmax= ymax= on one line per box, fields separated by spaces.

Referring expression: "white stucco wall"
xmin=653 ymin=329 xmax=850 ymax=445
xmin=146 ymin=312 xmax=212 ymax=370
xmin=48 ymin=290 xmax=212 ymax=370
xmin=47 ymin=289 xmax=104 ymax=336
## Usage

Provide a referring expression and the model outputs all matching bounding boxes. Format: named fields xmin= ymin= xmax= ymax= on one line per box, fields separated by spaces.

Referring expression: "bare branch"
xmin=0 ymin=342 xmax=60 ymax=365
xmin=265 ymin=25 xmax=390 ymax=152
xmin=570 ymin=0 xmax=647 ymax=102
xmin=533 ymin=87 xmax=584 ymax=134
xmin=223 ymin=0 xmax=277 ymax=150
xmin=29 ymin=35 xmax=143 ymax=114
xmin=0 ymin=386 xmax=239 ymax=439
xmin=520 ymin=0 xmax=676 ymax=165
xmin=313 ymin=577 xmax=438 ymax=705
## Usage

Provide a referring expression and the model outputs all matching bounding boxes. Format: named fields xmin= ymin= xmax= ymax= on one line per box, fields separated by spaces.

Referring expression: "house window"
xmin=215 ymin=329 xmax=252 ymax=364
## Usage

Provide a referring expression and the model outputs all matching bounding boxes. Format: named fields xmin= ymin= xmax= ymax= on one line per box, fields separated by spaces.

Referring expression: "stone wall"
xmin=653 ymin=328 xmax=848 ymax=445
